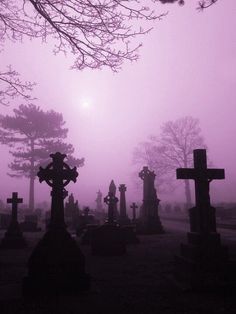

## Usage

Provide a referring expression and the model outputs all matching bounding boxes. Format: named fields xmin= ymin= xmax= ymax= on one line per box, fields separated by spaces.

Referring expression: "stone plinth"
xmin=23 ymin=227 xmax=90 ymax=296
xmin=91 ymin=224 xmax=126 ymax=256
xmin=136 ymin=215 xmax=164 ymax=235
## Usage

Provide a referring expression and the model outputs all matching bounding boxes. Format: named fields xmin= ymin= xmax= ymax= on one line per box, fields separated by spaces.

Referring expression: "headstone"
xmin=95 ymin=190 xmax=103 ymax=212
xmin=94 ymin=190 xmax=106 ymax=223
xmin=137 ymin=166 xmax=164 ymax=234
xmin=130 ymin=202 xmax=138 ymax=222
xmin=91 ymin=183 xmax=126 ymax=256
xmin=0 ymin=192 xmax=27 ymax=249
xmin=76 ymin=206 xmax=98 ymax=237
xmin=118 ymin=184 xmax=130 ymax=225
xmin=109 ymin=180 xmax=119 ymax=221
xmin=23 ymin=152 xmax=90 ymax=296
xmin=64 ymin=193 xmax=80 ymax=229
xmin=175 ymin=149 xmax=234 ymax=289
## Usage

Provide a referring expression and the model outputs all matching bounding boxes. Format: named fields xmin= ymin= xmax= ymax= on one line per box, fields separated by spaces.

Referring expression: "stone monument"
xmin=23 ymin=152 xmax=90 ymax=296
xmin=91 ymin=182 xmax=126 ymax=256
xmin=118 ymin=184 xmax=130 ymax=225
xmin=0 ymin=192 xmax=26 ymax=249
xmin=175 ymin=149 xmax=234 ymax=289
xmin=137 ymin=166 xmax=164 ymax=234
xmin=130 ymin=202 xmax=138 ymax=223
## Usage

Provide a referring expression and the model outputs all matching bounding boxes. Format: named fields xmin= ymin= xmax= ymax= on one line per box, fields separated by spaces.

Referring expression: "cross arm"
xmin=176 ymin=168 xmax=196 ymax=180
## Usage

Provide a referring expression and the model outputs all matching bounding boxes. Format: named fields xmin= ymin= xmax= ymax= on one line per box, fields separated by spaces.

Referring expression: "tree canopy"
xmin=0 ymin=104 xmax=84 ymax=209
xmin=133 ymin=116 xmax=206 ymax=205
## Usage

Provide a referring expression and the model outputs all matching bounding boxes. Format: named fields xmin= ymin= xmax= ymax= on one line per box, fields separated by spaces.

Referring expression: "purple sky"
xmin=1 ymin=1 xmax=236 ymax=209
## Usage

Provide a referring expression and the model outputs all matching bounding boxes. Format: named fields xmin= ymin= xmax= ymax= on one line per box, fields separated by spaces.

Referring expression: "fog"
xmin=1 ymin=1 xmax=236 ymax=209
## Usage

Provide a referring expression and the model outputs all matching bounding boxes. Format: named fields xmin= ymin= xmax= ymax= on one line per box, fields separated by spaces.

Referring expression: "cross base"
xmin=174 ymin=231 xmax=236 ymax=290
xmin=136 ymin=216 xmax=165 ymax=235
xmin=0 ymin=221 xmax=27 ymax=249
xmin=91 ymin=224 xmax=126 ymax=256
xmin=23 ymin=228 xmax=90 ymax=296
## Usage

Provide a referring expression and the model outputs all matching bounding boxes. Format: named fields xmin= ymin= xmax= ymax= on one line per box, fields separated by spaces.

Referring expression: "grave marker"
xmin=23 ymin=152 xmax=90 ymax=296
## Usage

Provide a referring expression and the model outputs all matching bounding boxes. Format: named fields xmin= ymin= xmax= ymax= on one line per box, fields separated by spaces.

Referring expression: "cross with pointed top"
xmin=7 ymin=192 xmax=23 ymax=224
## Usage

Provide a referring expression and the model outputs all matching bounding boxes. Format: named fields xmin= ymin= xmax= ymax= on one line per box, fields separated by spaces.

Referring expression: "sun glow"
xmin=81 ymin=99 xmax=91 ymax=109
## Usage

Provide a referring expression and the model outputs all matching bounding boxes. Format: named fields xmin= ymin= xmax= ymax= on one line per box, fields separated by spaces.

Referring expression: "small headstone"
xmin=91 ymin=183 xmax=126 ymax=256
xmin=95 ymin=190 xmax=103 ymax=212
xmin=130 ymin=202 xmax=138 ymax=222
xmin=175 ymin=149 xmax=235 ymax=289
xmin=64 ymin=193 xmax=80 ymax=229
xmin=0 ymin=192 xmax=27 ymax=249
xmin=118 ymin=184 xmax=131 ymax=225
xmin=136 ymin=166 xmax=164 ymax=234
xmin=23 ymin=152 xmax=90 ymax=296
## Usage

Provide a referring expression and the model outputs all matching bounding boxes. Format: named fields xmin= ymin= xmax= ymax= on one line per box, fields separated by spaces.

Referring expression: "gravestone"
xmin=109 ymin=180 xmax=119 ymax=221
xmin=118 ymin=184 xmax=139 ymax=244
xmin=64 ymin=193 xmax=80 ymax=229
xmin=80 ymin=207 xmax=100 ymax=245
xmin=137 ymin=166 xmax=164 ymax=234
xmin=95 ymin=190 xmax=106 ymax=223
xmin=130 ymin=202 xmax=138 ymax=223
xmin=175 ymin=149 xmax=233 ymax=289
xmin=23 ymin=152 xmax=90 ymax=296
xmin=91 ymin=183 xmax=126 ymax=256
xmin=118 ymin=184 xmax=130 ymax=225
xmin=0 ymin=192 xmax=27 ymax=249
xmin=76 ymin=206 xmax=98 ymax=237
xmin=95 ymin=190 xmax=103 ymax=212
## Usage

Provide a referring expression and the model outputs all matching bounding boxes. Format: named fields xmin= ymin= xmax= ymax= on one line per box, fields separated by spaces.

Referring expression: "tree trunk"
xmin=184 ymin=179 xmax=192 ymax=209
xmin=183 ymin=156 xmax=192 ymax=209
xmin=29 ymin=140 xmax=35 ymax=211
xmin=29 ymin=175 xmax=35 ymax=211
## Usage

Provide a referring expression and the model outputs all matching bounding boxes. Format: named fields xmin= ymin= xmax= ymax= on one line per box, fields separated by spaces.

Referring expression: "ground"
xmin=0 ymin=221 xmax=235 ymax=314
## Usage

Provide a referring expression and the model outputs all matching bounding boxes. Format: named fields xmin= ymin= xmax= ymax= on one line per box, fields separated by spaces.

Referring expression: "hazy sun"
xmin=81 ymin=100 xmax=91 ymax=109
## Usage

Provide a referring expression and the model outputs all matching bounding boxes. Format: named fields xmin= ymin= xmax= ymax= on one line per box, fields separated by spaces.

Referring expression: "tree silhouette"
xmin=133 ymin=116 xmax=206 ymax=206
xmin=0 ymin=104 xmax=84 ymax=210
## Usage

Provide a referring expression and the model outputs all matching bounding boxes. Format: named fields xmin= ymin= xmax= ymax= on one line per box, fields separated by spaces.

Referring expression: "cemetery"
xmin=0 ymin=1 xmax=235 ymax=313
xmin=0 ymin=149 xmax=235 ymax=313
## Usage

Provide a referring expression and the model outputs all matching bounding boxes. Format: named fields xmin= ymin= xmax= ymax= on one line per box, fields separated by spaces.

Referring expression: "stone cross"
xmin=83 ymin=207 xmax=90 ymax=217
xmin=130 ymin=202 xmax=138 ymax=222
xmin=176 ymin=149 xmax=225 ymax=233
xmin=177 ymin=149 xmax=224 ymax=208
xmin=38 ymin=152 xmax=78 ymax=229
xmin=7 ymin=192 xmax=23 ymax=225
xmin=139 ymin=166 xmax=156 ymax=201
xmin=119 ymin=184 xmax=127 ymax=219
xmin=104 ymin=192 xmax=118 ymax=224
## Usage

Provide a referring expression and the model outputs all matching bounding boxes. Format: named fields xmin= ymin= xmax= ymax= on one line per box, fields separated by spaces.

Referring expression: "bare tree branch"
xmin=0 ymin=65 xmax=35 ymax=106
